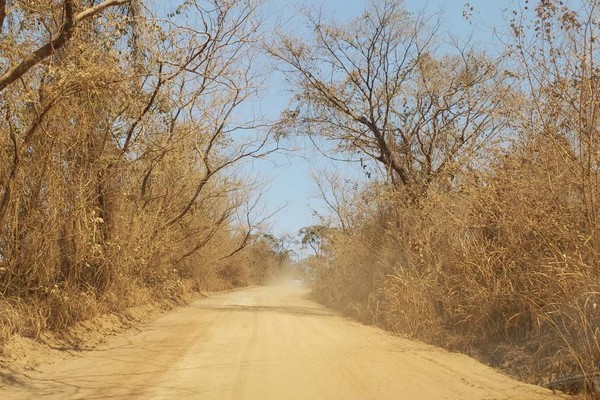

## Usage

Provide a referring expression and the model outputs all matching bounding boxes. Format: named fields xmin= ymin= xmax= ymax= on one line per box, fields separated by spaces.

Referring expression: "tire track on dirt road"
xmin=0 ymin=283 xmax=571 ymax=399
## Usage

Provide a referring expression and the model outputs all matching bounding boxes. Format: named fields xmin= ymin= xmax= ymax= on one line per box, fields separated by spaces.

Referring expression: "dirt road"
xmin=1 ymin=282 xmax=567 ymax=399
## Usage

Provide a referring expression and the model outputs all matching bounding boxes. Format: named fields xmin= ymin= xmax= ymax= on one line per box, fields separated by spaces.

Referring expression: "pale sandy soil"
xmin=0 ymin=281 xmax=571 ymax=399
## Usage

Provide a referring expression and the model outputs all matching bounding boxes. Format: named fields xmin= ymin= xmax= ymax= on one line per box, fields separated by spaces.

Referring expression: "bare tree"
xmin=311 ymin=170 xmax=354 ymax=230
xmin=271 ymin=0 xmax=510 ymax=198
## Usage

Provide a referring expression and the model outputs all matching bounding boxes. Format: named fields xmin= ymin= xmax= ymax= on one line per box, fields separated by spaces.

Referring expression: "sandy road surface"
xmin=1 ymin=282 xmax=567 ymax=400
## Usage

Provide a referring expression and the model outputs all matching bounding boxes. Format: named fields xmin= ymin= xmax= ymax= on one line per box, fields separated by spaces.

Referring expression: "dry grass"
xmin=286 ymin=0 xmax=600 ymax=397
xmin=312 ymin=137 xmax=600 ymax=397
xmin=0 ymin=0 xmax=281 ymax=351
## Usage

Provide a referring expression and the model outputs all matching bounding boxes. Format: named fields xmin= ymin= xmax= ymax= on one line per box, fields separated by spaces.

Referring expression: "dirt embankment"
xmin=0 ymin=289 xmax=212 ymax=377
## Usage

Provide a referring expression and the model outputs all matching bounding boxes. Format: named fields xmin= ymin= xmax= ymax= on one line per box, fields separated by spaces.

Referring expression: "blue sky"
xmin=247 ymin=0 xmax=510 ymax=242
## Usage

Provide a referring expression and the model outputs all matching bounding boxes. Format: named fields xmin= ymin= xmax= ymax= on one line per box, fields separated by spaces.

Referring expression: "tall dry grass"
xmin=0 ymin=0 xmax=282 ymax=349
xmin=312 ymin=135 xmax=600 ymax=395
xmin=287 ymin=0 xmax=600 ymax=395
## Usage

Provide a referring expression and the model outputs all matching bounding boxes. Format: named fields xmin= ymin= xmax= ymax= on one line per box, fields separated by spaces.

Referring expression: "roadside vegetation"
xmin=283 ymin=0 xmax=600 ymax=396
xmin=2 ymin=0 xmax=600 ymax=397
xmin=0 ymin=0 xmax=284 ymax=348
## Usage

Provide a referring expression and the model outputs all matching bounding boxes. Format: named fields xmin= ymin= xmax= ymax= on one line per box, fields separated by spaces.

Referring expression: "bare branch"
xmin=0 ymin=0 xmax=129 ymax=92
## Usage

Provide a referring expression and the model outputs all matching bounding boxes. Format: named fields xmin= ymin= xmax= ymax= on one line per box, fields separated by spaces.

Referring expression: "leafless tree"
xmin=271 ymin=0 xmax=511 ymax=198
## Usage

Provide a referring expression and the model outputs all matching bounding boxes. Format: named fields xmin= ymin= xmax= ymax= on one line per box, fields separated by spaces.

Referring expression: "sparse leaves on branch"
xmin=271 ymin=0 xmax=512 ymax=198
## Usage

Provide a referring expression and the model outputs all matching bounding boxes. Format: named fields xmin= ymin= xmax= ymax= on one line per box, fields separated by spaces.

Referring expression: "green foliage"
xmin=298 ymin=225 xmax=328 ymax=257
